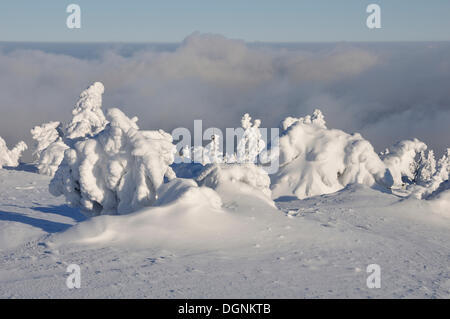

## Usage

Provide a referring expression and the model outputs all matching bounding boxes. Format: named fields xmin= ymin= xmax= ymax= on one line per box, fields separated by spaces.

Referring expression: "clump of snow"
xmin=31 ymin=82 xmax=108 ymax=176
xmin=196 ymin=163 xmax=274 ymax=205
xmin=155 ymin=178 xmax=222 ymax=208
xmin=0 ymin=137 xmax=27 ymax=168
xmin=270 ymin=109 xmax=393 ymax=200
xmin=50 ymin=108 xmax=176 ymax=216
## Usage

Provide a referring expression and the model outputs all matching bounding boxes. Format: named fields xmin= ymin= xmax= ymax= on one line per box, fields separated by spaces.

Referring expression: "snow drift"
xmin=50 ymin=108 xmax=176 ymax=216
xmin=196 ymin=163 xmax=274 ymax=206
xmin=49 ymin=178 xmax=248 ymax=250
xmin=0 ymin=136 xmax=27 ymax=168
xmin=270 ymin=110 xmax=393 ymax=200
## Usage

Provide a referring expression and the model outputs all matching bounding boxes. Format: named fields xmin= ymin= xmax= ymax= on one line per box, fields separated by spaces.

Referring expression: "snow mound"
xmin=270 ymin=110 xmax=393 ymax=199
xmin=196 ymin=163 xmax=274 ymax=205
xmin=49 ymin=178 xmax=245 ymax=250
xmin=155 ymin=178 xmax=222 ymax=208
xmin=429 ymin=182 xmax=450 ymax=217
xmin=0 ymin=137 xmax=27 ymax=168
xmin=50 ymin=108 xmax=176 ymax=216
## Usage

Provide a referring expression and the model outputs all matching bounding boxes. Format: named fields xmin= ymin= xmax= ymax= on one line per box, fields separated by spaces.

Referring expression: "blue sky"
xmin=1 ymin=0 xmax=449 ymax=42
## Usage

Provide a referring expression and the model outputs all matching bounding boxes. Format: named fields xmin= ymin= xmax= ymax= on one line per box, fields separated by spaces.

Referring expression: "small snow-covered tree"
xmin=30 ymin=121 xmax=63 ymax=160
xmin=411 ymin=148 xmax=450 ymax=199
xmin=382 ymin=138 xmax=427 ymax=187
xmin=0 ymin=137 xmax=27 ymax=168
xmin=188 ymin=133 xmax=223 ymax=165
xmin=31 ymin=82 xmax=108 ymax=176
xmin=414 ymin=150 xmax=436 ymax=185
xmin=50 ymin=108 xmax=176 ymax=216
xmin=65 ymin=82 xmax=108 ymax=139
xmin=237 ymin=113 xmax=265 ymax=163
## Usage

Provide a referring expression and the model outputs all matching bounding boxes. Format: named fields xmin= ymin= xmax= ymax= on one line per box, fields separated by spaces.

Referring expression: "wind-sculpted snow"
xmin=196 ymin=163 xmax=274 ymax=206
xmin=0 ymin=136 xmax=27 ymax=168
xmin=50 ymin=108 xmax=176 ymax=216
xmin=270 ymin=110 xmax=393 ymax=200
xmin=51 ymin=178 xmax=244 ymax=249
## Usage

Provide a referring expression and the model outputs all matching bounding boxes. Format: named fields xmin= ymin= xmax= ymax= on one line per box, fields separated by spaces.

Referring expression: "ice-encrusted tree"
xmin=411 ymin=148 xmax=450 ymax=199
xmin=0 ymin=137 xmax=27 ymax=169
xmin=382 ymin=138 xmax=428 ymax=188
xmin=190 ymin=134 xmax=223 ymax=165
xmin=30 ymin=121 xmax=63 ymax=160
xmin=31 ymin=82 xmax=108 ymax=176
xmin=50 ymin=108 xmax=176 ymax=216
xmin=30 ymin=121 xmax=68 ymax=176
xmin=413 ymin=150 xmax=436 ymax=185
xmin=65 ymin=82 xmax=108 ymax=139
xmin=270 ymin=109 xmax=393 ymax=199
xmin=237 ymin=113 xmax=265 ymax=163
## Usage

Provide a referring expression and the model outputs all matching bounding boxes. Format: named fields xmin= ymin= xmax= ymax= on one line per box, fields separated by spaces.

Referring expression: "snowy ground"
xmin=0 ymin=168 xmax=449 ymax=298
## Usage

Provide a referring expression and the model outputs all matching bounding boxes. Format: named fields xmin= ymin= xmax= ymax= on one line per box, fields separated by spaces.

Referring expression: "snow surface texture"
xmin=1 ymin=169 xmax=450 ymax=298
xmin=50 ymin=108 xmax=176 ymax=216
xmin=270 ymin=110 xmax=393 ymax=200
xmin=0 ymin=136 xmax=27 ymax=169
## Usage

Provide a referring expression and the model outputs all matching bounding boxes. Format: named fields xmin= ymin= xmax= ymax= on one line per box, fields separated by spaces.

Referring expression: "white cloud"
xmin=0 ymin=34 xmax=449 ymax=161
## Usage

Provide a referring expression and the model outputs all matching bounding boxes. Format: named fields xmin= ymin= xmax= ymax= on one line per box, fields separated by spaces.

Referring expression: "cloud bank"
xmin=0 ymin=34 xmax=449 ymax=161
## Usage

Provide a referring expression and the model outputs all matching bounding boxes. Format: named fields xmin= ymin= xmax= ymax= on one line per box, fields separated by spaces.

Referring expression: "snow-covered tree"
xmin=382 ymin=138 xmax=427 ymax=188
xmin=30 ymin=121 xmax=63 ymax=160
xmin=270 ymin=109 xmax=393 ymax=199
xmin=50 ymin=108 xmax=176 ymax=216
xmin=237 ymin=113 xmax=265 ymax=163
xmin=414 ymin=150 xmax=436 ymax=185
xmin=411 ymin=148 xmax=450 ymax=199
xmin=31 ymin=82 xmax=108 ymax=176
xmin=0 ymin=137 xmax=27 ymax=168
xmin=65 ymin=82 xmax=108 ymax=139
xmin=35 ymin=138 xmax=69 ymax=176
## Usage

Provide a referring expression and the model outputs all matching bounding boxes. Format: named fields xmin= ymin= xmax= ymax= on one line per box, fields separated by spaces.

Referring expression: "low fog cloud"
xmin=0 ymin=33 xmax=449 ymax=161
